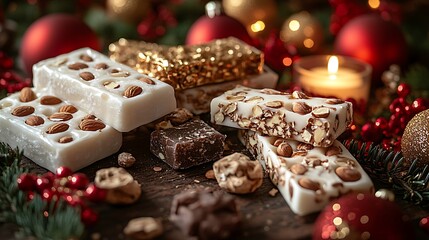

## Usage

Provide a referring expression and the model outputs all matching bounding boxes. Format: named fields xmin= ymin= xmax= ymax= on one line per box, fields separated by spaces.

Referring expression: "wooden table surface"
xmin=1 ymin=124 xmax=429 ymax=240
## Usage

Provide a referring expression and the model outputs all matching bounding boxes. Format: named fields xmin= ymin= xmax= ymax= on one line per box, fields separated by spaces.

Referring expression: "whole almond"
xmin=325 ymin=146 xmax=342 ymax=156
xmin=277 ymin=142 xmax=293 ymax=157
xmin=290 ymin=164 xmax=307 ymax=175
xmin=19 ymin=87 xmax=37 ymax=102
xmin=124 ymin=85 xmax=143 ymax=98
xmin=312 ymin=107 xmax=330 ymax=118
xmin=291 ymin=91 xmax=309 ymax=99
xmin=25 ymin=115 xmax=44 ymax=126
xmin=325 ymin=98 xmax=344 ymax=104
xmin=46 ymin=123 xmax=69 ymax=134
xmin=83 ymin=114 xmax=97 ymax=120
xmin=95 ymin=63 xmax=109 ymax=69
xmin=48 ymin=112 xmax=73 ymax=122
xmin=138 ymin=76 xmax=155 ymax=85
xmin=79 ymin=119 xmax=106 ymax=131
xmin=40 ymin=96 xmax=62 ymax=105
xmin=59 ymin=105 xmax=78 ymax=113
xmin=11 ymin=106 xmax=35 ymax=117
xmin=59 ymin=136 xmax=73 ymax=143
xmin=79 ymin=54 xmax=93 ymax=62
xmin=79 ymin=72 xmax=95 ymax=81
xmin=298 ymin=177 xmax=320 ymax=191
xmin=68 ymin=62 xmax=88 ymax=70
xmin=335 ymin=166 xmax=361 ymax=182
xmin=292 ymin=102 xmax=312 ymax=114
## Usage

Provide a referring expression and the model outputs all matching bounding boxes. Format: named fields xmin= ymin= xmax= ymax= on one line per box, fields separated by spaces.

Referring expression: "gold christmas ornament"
xmin=107 ymin=0 xmax=151 ymax=24
xmin=280 ymin=11 xmax=324 ymax=53
xmin=401 ymin=109 xmax=429 ymax=167
xmin=223 ymin=0 xmax=277 ymax=39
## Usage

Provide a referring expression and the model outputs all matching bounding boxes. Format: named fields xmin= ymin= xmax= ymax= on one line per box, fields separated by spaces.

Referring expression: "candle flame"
xmin=328 ymin=56 xmax=339 ymax=74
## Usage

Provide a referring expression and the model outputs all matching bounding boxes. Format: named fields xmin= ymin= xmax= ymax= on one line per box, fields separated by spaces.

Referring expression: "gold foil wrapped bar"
xmin=109 ymin=37 xmax=264 ymax=90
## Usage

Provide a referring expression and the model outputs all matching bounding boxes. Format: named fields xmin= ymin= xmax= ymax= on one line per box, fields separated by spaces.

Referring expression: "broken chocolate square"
xmin=150 ymin=119 xmax=225 ymax=169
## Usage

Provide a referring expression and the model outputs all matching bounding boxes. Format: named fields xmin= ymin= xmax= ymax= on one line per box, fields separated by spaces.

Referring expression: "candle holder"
xmin=293 ymin=55 xmax=372 ymax=107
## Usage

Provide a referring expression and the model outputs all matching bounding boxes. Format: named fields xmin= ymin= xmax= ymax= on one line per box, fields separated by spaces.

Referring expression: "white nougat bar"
xmin=211 ymin=86 xmax=353 ymax=147
xmin=176 ymin=66 xmax=278 ymax=114
xmin=33 ymin=48 xmax=176 ymax=132
xmin=0 ymin=88 xmax=122 ymax=172
xmin=239 ymin=130 xmax=373 ymax=216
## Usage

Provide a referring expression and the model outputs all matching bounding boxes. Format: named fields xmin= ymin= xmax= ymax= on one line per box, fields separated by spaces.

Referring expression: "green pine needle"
xmin=0 ymin=142 xmax=85 ymax=239
xmin=344 ymin=140 xmax=429 ymax=204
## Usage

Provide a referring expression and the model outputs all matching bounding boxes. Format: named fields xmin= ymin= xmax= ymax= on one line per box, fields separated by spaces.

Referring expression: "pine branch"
xmin=0 ymin=142 xmax=85 ymax=239
xmin=344 ymin=140 xmax=429 ymax=204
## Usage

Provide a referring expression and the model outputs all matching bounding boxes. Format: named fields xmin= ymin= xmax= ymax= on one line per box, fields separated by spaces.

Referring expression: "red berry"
xmin=68 ymin=173 xmax=89 ymax=190
xmin=36 ymin=177 xmax=53 ymax=192
xmin=17 ymin=173 xmax=37 ymax=191
xmin=420 ymin=216 xmax=429 ymax=232
xmin=81 ymin=207 xmax=98 ymax=226
xmin=374 ymin=117 xmax=388 ymax=130
xmin=41 ymin=189 xmax=55 ymax=202
xmin=361 ymin=122 xmax=383 ymax=142
xmin=389 ymin=97 xmax=406 ymax=114
xmin=85 ymin=183 xmax=107 ymax=202
xmin=43 ymin=172 xmax=56 ymax=181
xmin=63 ymin=194 xmax=85 ymax=207
xmin=397 ymin=83 xmax=411 ymax=98
xmin=411 ymin=98 xmax=428 ymax=115
xmin=56 ymin=166 xmax=72 ymax=178
xmin=26 ymin=191 xmax=36 ymax=201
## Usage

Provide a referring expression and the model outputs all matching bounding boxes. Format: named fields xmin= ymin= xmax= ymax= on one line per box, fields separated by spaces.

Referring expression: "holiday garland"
xmin=0 ymin=142 xmax=84 ymax=240
xmin=344 ymin=140 xmax=429 ymax=203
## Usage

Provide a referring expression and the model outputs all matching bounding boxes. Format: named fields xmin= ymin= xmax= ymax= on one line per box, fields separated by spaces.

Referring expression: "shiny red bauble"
xmin=186 ymin=14 xmax=253 ymax=45
xmin=313 ymin=193 xmax=413 ymax=240
xmin=20 ymin=14 xmax=100 ymax=75
xmin=334 ymin=14 xmax=407 ymax=78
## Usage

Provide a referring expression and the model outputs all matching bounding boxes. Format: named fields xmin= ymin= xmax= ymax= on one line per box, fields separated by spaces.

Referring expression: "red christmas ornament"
xmin=17 ymin=173 xmax=37 ymax=191
xmin=55 ymin=166 xmax=73 ymax=178
xmin=313 ymin=193 xmax=413 ymax=240
xmin=186 ymin=2 xmax=253 ymax=45
xmin=19 ymin=14 xmax=100 ymax=75
xmin=138 ymin=5 xmax=177 ymax=41
xmin=334 ymin=14 xmax=407 ymax=79
xmin=263 ymin=30 xmax=297 ymax=72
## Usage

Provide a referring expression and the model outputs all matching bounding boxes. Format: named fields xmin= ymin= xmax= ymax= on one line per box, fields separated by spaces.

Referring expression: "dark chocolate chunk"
xmin=150 ymin=119 xmax=225 ymax=169
xmin=170 ymin=189 xmax=241 ymax=240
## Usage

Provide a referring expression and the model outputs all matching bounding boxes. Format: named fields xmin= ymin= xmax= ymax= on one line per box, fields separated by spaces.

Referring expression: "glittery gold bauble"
xmin=107 ymin=0 xmax=151 ymax=24
xmin=280 ymin=11 xmax=323 ymax=53
xmin=401 ymin=109 xmax=429 ymax=167
xmin=223 ymin=0 xmax=277 ymax=39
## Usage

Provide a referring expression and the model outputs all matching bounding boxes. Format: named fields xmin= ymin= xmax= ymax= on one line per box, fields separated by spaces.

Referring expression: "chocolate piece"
xmin=150 ymin=119 xmax=225 ymax=169
xmin=109 ymin=37 xmax=263 ymax=90
xmin=238 ymin=130 xmax=374 ymax=216
xmin=211 ymin=86 xmax=353 ymax=147
xmin=170 ymin=189 xmax=241 ymax=240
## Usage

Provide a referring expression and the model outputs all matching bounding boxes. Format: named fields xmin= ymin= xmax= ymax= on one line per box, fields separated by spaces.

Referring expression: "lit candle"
xmin=293 ymin=55 xmax=372 ymax=104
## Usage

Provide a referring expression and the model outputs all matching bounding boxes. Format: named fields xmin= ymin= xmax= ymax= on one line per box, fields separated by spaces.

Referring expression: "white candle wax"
xmin=295 ymin=56 xmax=371 ymax=102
